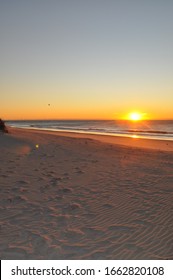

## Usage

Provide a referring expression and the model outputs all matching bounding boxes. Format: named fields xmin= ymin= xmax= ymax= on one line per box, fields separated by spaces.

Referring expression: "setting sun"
xmin=128 ymin=112 xmax=142 ymax=121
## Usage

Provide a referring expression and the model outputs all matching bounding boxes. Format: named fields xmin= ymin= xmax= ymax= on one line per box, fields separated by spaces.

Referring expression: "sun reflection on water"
xmin=131 ymin=134 xmax=139 ymax=139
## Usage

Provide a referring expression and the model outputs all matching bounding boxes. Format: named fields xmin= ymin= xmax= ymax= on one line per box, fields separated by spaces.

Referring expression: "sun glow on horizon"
xmin=127 ymin=112 xmax=145 ymax=121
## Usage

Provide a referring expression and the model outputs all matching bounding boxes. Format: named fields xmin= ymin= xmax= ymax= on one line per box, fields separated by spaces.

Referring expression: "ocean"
xmin=7 ymin=120 xmax=173 ymax=141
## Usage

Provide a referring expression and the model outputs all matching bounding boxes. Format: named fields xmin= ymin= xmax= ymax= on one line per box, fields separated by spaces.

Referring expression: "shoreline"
xmin=7 ymin=126 xmax=173 ymax=152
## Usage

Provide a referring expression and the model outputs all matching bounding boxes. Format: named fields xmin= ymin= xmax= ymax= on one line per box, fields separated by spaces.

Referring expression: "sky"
xmin=1 ymin=0 xmax=173 ymax=120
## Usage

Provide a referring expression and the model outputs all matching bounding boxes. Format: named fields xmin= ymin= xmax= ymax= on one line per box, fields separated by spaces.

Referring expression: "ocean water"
xmin=7 ymin=120 xmax=173 ymax=141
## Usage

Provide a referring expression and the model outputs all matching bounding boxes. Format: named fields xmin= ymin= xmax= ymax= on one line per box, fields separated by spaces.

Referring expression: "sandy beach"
xmin=0 ymin=127 xmax=173 ymax=260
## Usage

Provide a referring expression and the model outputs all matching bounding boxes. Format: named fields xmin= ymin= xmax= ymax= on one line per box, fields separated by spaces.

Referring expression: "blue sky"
xmin=1 ymin=0 xmax=173 ymax=119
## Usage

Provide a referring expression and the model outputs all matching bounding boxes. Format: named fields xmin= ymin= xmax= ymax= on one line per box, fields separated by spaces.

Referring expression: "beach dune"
xmin=0 ymin=127 xmax=173 ymax=259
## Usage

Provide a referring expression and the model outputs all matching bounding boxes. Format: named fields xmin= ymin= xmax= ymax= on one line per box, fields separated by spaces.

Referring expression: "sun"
xmin=119 ymin=111 xmax=148 ymax=121
xmin=128 ymin=112 xmax=142 ymax=121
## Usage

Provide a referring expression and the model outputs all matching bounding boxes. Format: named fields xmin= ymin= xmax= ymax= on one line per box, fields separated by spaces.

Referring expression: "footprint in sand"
xmin=60 ymin=187 xmax=72 ymax=194
xmin=7 ymin=195 xmax=27 ymax=204
xmin=49 ymin=177 xmax=59 ymax=186
xmin=54 ymin=195 xmax=64 ymax=201
xmin=7 ymin=170 xmax=15 ymax=174
xmin=16 ymin=180 xmax=29 ymax=185
xmin=63 ymin=228 xmax=84 ymax=240
xmin=74 ymin=167 xmax=85 ymax=174
xmin=31 ymin=233 xmax=50 ymax=254
xmin=19 ymin=187 xmax=28 ymax=193
xmin=76 ymin=170 xmax=85 ymax=174
xmin=63 ymin=172 xmax=69 ymax=176
xmin=1 ymin=174 xmax=8 ymax=178
xmin=63 ymin=203 xmax=81 ymax=213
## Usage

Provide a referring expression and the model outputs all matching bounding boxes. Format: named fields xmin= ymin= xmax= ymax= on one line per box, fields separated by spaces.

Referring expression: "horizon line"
xmin=5 ymin=118 xmax=173 ymax=122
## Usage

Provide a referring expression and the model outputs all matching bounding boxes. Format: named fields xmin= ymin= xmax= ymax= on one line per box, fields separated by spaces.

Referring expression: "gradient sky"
xmin=1 ymin=0 xmax=173 ymax=120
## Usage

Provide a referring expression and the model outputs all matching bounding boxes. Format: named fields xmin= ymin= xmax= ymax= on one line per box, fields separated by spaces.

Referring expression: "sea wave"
xmin=7 ymin=120 xmax=173 ymax=141
xmin=127 ymin=129 xmax=173 ymax=135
